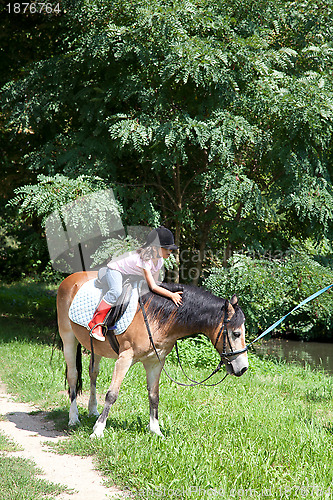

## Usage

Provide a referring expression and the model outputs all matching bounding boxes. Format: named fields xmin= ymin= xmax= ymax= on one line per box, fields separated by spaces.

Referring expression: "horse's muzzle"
xmin=226 ymin=360 xmax=248 ymax=377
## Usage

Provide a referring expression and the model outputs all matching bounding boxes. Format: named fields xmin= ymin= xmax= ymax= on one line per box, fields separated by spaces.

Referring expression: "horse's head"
xmin=214 ymin=294 xmax=248 ymax=377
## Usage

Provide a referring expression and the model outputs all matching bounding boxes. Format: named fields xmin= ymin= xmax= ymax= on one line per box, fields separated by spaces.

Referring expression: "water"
xmin=254 ymin=338 xmax=333 ymax=375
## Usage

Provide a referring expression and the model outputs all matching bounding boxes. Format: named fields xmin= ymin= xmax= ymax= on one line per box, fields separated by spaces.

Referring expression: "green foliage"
xmin=0 ymin=280 xmax=57 ymax=327
xmin=3 ymin=174 xmax=113 ymax=277
xmin=169 ymin=334 xmax=220 ymax=368
xmin=0 ymin=202 xmax=49 ymax=281
xmin=163 ymin=251 xmax=177 ymax=271
xmin=0 ymin=432 xmax=20 ymax=453
xmin=205 ymin=250 xmax=333 ymax=341
xmin=8 ymin=174 xmax=108 ymax=225
xmin=2 ymin=0 xmax=333 ymax=282
xmin=90 ymin=235 xmax=140 ymax=267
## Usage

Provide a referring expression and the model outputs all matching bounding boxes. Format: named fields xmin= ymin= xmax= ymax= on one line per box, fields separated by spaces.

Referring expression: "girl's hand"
xmin=143 ymin=269 xmax=183 ymax=306
xmin=171 ymin=291 xmax=183 ymax=307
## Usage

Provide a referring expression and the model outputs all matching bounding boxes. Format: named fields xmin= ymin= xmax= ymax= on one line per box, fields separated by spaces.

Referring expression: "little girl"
xmin=89 ymin=226 xmax=183 ymax=341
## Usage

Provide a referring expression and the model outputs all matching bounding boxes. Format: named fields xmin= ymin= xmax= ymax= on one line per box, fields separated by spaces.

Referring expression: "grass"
xmin=0 ymin=431 xmax=21 ymax=452
xmin=1 ymin=280 xmax=333 ymax=499
xmin=0 ymin=453 xmax=68 ymax=500
xmin=0 ymin=423 xmax=67 ymax=500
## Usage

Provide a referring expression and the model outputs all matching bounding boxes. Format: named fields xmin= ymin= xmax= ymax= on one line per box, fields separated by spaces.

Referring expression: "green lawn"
xmin=0 ymin=429 xmax=67 ymax=500
xmin=1 ymin=281 xmax=333 ymax=499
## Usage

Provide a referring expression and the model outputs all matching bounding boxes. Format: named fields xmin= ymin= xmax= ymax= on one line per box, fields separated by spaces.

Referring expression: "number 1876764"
xmin=7 ymin=3 xmax=61 ymax=14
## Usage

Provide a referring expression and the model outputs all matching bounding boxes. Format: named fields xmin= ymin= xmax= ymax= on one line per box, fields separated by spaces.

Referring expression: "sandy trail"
xmin=0 ymin=381 xmax=126 ymax=499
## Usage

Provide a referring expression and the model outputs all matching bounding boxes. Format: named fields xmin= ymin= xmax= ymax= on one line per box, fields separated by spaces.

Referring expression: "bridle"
xmin=138 ymin=291 xmax=246 ymax=387
xmin=214 ymin=300 xmax=248 ymax=361
xmin=213 ymin=301 xmax=233 ymax=364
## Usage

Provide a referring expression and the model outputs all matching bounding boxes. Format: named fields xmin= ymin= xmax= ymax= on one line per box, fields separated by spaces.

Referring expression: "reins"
xmin=138 ymin=282 xmax=333 ymax=387
xmin=88 ymin=282 xmax=333 ymax=388
xmin=138 ymin=288 xmax=230 ymax=387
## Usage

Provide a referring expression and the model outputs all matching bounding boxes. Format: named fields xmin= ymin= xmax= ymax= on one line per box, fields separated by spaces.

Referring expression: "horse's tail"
xmin=65 ymin=343 xmax=83 ymax=396
xmin=76 ymin=343 xmax=83 ymax=395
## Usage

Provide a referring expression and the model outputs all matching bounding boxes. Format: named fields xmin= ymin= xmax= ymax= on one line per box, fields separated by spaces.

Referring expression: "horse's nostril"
xmin=234 ymin=365 xmax=248 ymax=377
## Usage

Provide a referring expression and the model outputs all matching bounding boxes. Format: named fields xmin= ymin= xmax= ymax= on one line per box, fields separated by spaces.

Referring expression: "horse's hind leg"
xmin=88 ymin=354 xmax=102 ymax=418
xmin=90 ymin=351 xmax=133 ymax=439
xmin=63 ymin=335 xmax=82 ymax=426
xmin=143 ymin=359 xmax=164 ymax=437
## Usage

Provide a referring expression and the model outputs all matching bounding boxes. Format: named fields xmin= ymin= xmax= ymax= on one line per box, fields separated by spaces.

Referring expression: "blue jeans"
xmin=104 ymin=269 xmax=123 ymax=304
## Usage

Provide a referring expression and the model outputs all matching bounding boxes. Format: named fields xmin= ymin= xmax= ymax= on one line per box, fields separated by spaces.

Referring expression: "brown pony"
xmin=57 ymin=272 xmax=248 ymax=438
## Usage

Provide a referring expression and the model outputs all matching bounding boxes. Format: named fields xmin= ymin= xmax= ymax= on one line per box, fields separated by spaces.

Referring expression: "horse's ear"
xmin=230 ymin=294 xmax=238 ymax=306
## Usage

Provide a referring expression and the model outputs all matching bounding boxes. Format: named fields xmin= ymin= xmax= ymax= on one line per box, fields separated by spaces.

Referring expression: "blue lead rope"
xmin=248 ymin=283 xmax=333 ymax=349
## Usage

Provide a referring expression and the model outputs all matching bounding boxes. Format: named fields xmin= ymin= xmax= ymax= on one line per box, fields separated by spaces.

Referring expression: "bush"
xmin=0 ymin=279 xmax=57 ymax=325
xmin=168 ymin=334 xmax=220 ymax=369
xmin=204 ymin=252 xmax=333 ymax=341
xmin=0 ymin=203 xmax=50 ymax=281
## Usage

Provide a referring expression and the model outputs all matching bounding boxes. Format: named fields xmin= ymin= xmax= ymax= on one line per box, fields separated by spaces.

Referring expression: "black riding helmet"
xmin=143 ymin=226 xmax=178 ymax=250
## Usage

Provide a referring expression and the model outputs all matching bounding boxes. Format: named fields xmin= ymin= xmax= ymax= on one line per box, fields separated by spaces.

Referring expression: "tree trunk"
xmin=172 ymin=163 xmax=182 ymax=283
xmin=223 ymin=202 xmax=243 ymax=266
xmin=191 ymin=218 xmax=212 ymax=286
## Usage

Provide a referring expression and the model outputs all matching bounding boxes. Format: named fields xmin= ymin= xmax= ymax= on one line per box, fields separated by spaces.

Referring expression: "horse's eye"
xmin=233 ymin=331 xmax=241 ymax=338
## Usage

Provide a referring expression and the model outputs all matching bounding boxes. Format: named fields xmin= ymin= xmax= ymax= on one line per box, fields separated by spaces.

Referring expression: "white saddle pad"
xmin=68 ymin=278 xmax=138 ymax=335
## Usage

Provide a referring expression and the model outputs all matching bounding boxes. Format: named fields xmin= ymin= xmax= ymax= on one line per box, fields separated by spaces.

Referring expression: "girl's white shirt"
xmin=107 ymin=251 xmax=164 ymax=276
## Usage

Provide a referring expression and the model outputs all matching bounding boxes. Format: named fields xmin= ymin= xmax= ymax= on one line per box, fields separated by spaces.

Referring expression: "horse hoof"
xmin=90 ymin=432 xmax=98 ymax=439
xmin=88 ymin=410 xmax=100 ymax=418
xmin=148 ymin=421 xmax=165 ymax=438
xmin=90 ymin=430 xmax=103 ymax=439
xmin=68 ymin=418 xmax=81 ymax=427
xmin=151 ymin=431 xmax=165 ymax=439
xmin=91 ymin=421 xmax=105 ymax=439
xmin=154 ymin=431 xmax=165 ymax=439
xmin=148 ymin=425 xmax=165 ymax=438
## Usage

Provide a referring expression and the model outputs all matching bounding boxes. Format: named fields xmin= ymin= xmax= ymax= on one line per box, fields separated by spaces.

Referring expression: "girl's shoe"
xmin=88 ymin=299 xmax=113 ymax=341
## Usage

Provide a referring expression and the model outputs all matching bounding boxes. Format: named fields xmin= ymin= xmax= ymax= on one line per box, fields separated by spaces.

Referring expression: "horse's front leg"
xmin=88 ymin=354 xmax=102 ymax=418
xmin=90 ymin=351 xmax=133 ymax=439
xmin=143 ymin=359 xmax=164 ymax=438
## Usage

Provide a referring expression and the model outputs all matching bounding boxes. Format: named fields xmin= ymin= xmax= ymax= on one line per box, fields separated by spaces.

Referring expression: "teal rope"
xmin=249 ymin=283 xmax=333 ymax=348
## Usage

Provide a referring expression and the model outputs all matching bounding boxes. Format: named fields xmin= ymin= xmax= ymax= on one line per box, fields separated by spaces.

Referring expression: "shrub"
xmin=204 ymin=252 xmax=333 ymax=341
xmin=0 ymin=279 xmax=57 ymax=325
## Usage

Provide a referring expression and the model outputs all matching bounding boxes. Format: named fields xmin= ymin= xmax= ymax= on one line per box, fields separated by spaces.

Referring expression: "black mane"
xmin=141 ymin=283 xmax=245 ymax=333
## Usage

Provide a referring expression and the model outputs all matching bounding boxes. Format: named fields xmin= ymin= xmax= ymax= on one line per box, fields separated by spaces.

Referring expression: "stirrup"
xmin=89 ymin=323 xmax=107 ymax=341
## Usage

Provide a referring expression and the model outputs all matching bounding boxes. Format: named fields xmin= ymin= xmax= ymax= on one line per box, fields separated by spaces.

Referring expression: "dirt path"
xmin=0 ymin=381 xmax=126 ymax=500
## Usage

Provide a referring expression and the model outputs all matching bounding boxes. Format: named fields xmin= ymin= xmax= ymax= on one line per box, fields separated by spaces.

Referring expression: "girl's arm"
xmin=143 ymin=269 xmax=183 ymax=307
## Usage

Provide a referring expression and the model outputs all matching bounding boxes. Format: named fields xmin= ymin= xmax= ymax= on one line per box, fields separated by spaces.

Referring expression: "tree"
xmin=2 ymin=0 xmax=333 ymax=282
xmin=0 ymin=2 xmax=65 ymax=199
